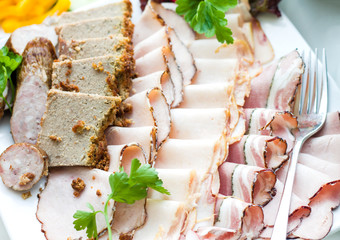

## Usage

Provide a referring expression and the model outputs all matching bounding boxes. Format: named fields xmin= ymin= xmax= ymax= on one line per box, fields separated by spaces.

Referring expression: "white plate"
xmin=0 ymin=1 xmax=339 ymax=239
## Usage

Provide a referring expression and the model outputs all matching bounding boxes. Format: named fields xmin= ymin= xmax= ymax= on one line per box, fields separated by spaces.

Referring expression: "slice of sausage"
xmin=10 ymin=37 xmax=57 ymax=144
xmin=0 ymin=143 xmax=48 ymax=191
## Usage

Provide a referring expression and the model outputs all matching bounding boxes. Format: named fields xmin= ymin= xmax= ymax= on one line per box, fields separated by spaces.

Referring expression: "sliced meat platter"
xmin=0 ymin=0 xmax=339 ymax=239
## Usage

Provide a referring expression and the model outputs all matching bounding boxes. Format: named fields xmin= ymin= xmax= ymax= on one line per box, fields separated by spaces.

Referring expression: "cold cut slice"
xmin=0 ymin=143 xmax=48 ymax=191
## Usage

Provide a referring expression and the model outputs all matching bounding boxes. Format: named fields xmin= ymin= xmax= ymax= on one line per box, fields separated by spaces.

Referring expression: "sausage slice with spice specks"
xmin=0 ymin=143 xmax=48 ymax=191
xmin=10 ymin=37 xmax=56 ymax=145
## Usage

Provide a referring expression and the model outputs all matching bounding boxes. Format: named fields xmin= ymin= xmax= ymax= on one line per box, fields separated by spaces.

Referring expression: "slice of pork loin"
xmin=52 ymin=0 xmax=132 ymax=25
xmin=6 ymin=24 xmax=58 ymax=55
xmin=105 ymin=144 xmax=147 ymax=239
xmin=132 ymin=71 xmax=174 ymax=106
xmin=59 ymin=35 xmax=132 ymax=61
xmin=170 ymin=108 xmax=230 ymax=140
xmin=0 ymin=143 xmax=48 ymax=191
xmin=289 ymin=181 xmax=340 ymax=239
xmin=155 ymin=139 xmax=227 ymax=175
xmin=57 ymin=17 xmax=133 ymax=42
xmin=189 ymin=39 xmax=253 ymax=63
xmin=178 ymin=83 xmax=234 ymax=109
xmin=148 ymin=169 xmax=199 ymax=202
xmin=214 ymin=195 xmax=264 ymax=239
xmin=135 ymin=46 xmax=184 ymax=107
xmin=219 ymin=162 xmax=276 ymax=206
xmin=11 ymin=38 xmax=56 ymax=145
xmin=37 ymin=167 xmax=114 ymax=240
xmin=149 ymin=1 xmax=195 ymax=45
xmin=133 ymin=199 xmax=187 ymax=240
xmin=124 ymin=88 xmax=170 ymax=150
xmin=227 ymin=135 xmax=288 ymax=170
xmin=105 ymin=126 xmax=156 ymax=163
xmin=134 ymin=26 xmax=196 ymax=86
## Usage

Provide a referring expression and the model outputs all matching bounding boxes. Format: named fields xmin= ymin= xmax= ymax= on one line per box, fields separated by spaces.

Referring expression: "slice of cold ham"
xmin=178 ymin=83 xmax=234 ymax=109
xmin=214 ymin=195 xmax=264 ymax=239
xmin=227 ymin=135 xmax=288 ymax=170
xmin=125 ymin=88 xmax=170 ymax=149
xmin=134 ymin=26 xmax=196 ymax=86
xmin=155 ymin=139 xmax=227 ymax=174
xmin=148 ymin=169 xmax=199 ymax=202
xmin=133 ymin=199 xmax=187 ymax=240
xmin=135 ymin=46 xmax=184 ymax=107
xmin=189 ymin=39 xmax=253 ymax=63
xmin=132 ymin=71 xmax=174 ymax=106
xmin=36 ymin=167 xmax=114 ymax=240
xmin=105 ymin=126 xmax=156 ymax=163
xmin=219 ymin=162 xmax=276 ymax=206
xmin=0 ymin=143 xmax=48 ymax=191
xmin=252 ymin=19 xmax=274 ymax=64
xmin=170 ymin=108 xmax=230 ymax=140
xmin=149 ymin=1 xmax=195 ymax=45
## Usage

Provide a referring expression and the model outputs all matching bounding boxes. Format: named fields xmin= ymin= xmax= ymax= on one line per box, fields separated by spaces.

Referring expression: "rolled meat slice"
xmin=219 ymin=162 xmax=276 ymax=206
xmin=266 ymin=50 xmax=303 ymax=111
xmin=0 ymin=143 xmax=48 ymax=191
xmin=11 ymin=37 xmax=56 ymax=144
xmin=105 ymin=126 xmax=156 ymax=163
xmin=36 ymin=167 xmax=114 ymax=240
xmin=125 ymin=88 xmax=170 ymax=150
xmin=227 ymin=135 xmax=288 ymax=170
xmin=214 ymin=195 xmax=264 ymax=239
xmin=244 ymin=108 xmax=298 ymax=151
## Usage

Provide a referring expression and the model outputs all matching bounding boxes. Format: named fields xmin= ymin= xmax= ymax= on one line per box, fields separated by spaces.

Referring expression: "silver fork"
xmin=271 ymin=49 xmax=328 ymax=239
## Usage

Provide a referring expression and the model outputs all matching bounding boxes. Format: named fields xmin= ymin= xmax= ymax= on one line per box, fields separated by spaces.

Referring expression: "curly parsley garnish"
xmin=73 ymin=159 xmax=170 ymax=240
xmin=0 ymin=46 xmax=22 ymax=113
xmin=176 ymin=0 xmax=237 ymax=44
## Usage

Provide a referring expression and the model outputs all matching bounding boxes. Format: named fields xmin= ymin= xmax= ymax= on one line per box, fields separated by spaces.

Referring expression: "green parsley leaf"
xmin=176 ymin=0 xmax=237 ymax=44
xmin=0 ymin=46 xmax=22 ymax=112
xmin=73 ymin=203 xmax=99 ymax=239
xmin=74 ymin=159 xmax=170 ymax=240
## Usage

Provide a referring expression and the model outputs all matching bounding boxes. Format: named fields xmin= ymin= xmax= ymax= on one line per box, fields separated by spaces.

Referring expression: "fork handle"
xmin=271 ymin=140 xmax=304 ymax=239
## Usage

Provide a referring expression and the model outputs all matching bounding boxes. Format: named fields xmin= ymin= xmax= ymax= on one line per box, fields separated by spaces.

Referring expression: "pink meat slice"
xmin=36 ymin=167 xmax=113 ymax=240
xmin=227 ymin=135 xmax=288 ymax=170
xmin=125 ymin=88 xmax=171 ymax=150
xmin=105 ymin=126 xmax=156 ymax=163
xmin=0 ymin=143 xmax=48 ymax=191
xmin=134 ymin=26 xmax=196 ymax=86
xmin=244 ymin=62 xmax=277 ymax=109
xmin=219 ymin=162 xmax=276 ymax=206
xmin=266 ymin=50 xmax=303 ymax=111
xmin=132 ymin=71 xmax=174 ymax=106
xmin=214 ymin=195 xmax=264 ymax=239
xmin=252 ymin=19 xmax=274 ymax=64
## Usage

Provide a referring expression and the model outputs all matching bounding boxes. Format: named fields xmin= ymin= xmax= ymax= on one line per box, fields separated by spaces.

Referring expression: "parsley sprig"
xmin=176 ymin=0 xmax=237 ymax=44
xmin=0 ymin=46 xmax=22 ymax=113
xmin=73 ymin=159 xmax=170 ymax=240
